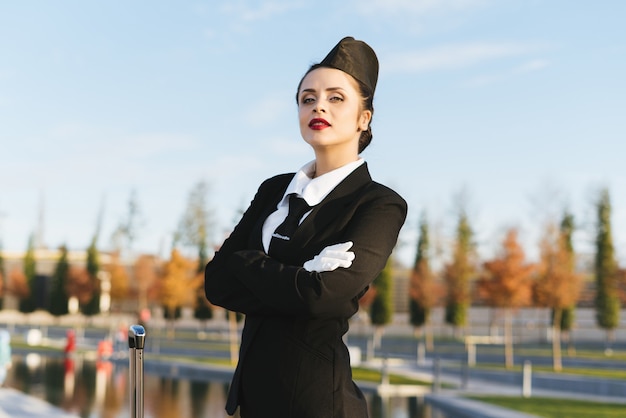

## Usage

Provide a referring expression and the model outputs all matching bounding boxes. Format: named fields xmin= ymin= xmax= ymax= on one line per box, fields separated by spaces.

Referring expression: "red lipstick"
xmin=309 ymin=118 xmax=330 ymax=130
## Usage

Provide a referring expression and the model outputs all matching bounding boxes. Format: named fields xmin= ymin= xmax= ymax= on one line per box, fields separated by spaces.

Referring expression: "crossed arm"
xmin=205 ymin=181 xmax=407 ymax=318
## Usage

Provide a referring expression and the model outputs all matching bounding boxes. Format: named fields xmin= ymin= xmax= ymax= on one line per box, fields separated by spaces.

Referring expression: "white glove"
xmin=303 ymin=242 xmax=355 ymax=272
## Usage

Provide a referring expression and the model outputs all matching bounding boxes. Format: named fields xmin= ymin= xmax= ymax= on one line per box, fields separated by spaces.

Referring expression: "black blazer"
xmin=205 ymin=163 xmax=407 ymax=418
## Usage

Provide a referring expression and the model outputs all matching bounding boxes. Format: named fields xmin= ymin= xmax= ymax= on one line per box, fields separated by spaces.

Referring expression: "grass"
xmin=157 ymin=354 xmax=434 ymax=386
xmin=351 ymin=367 xmax=433 ymax=386
xmin=468 ymin=396 xmax=626 ymax=418
xmin=475 ymin=363 xmax=626 ymax=380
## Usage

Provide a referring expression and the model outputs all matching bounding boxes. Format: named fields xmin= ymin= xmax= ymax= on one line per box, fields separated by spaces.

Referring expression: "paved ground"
xmin=0 ymin=387 xmax=79 ymax=418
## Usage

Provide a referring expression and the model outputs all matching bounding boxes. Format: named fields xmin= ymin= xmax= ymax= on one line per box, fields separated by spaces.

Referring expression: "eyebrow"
xmin=300 ymin=86 xmax=345 ymax=94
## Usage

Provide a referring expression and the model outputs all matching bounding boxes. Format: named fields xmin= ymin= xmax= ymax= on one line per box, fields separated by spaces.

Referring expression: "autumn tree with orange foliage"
xmin=534 ymin=214 xmax=582 ymax=371
xmin=9 ymin=266 xmax=29 ymax=301
xmin=107 ymin=252 xmax=130 ymax=311
xmin=134 ymin=254 xmax=158 ymax=313
xmin=66 ymin=266 xmax=97 ymax=307
xmin=478 ymin=228 xmax=535 ymax=368
xmin=159 ymin=249 xmax=195 ymax=338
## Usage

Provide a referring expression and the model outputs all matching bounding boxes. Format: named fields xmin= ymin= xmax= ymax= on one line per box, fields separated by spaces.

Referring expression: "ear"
xmin=358 ymin=110 xmax=372 ymax=131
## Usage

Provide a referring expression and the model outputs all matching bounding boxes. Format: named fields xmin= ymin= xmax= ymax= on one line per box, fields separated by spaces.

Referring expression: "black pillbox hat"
xmin=320 ymin=36 xmax=379 ymax=94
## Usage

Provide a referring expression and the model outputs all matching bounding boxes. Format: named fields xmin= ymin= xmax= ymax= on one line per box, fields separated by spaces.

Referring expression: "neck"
xmin=313 ymin=150 xmax=359 ymax=177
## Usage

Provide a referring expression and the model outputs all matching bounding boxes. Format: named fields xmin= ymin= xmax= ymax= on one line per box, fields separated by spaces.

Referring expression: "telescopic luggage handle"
xmin=128 ymin=324 xmax=146 ymax=418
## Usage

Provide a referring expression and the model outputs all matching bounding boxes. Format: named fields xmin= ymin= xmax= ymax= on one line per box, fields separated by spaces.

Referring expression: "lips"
xmin=309 ymin=118 xmax=330 ymax=130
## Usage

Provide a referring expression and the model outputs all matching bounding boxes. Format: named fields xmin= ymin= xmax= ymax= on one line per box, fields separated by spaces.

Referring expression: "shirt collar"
xmin=282 ymin=158 xmax=365 ymax=206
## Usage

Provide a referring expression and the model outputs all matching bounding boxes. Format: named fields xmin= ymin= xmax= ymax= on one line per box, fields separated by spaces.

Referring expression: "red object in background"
xmin=64 ymin=330 xmax=76 ymax=354
xmin=97 ymin=340 xmax=113 ymax=360
xmin=64 ymin=357 xmax=74 ymax=373
xmin=139 ymin=308 xmax=151 ymax=324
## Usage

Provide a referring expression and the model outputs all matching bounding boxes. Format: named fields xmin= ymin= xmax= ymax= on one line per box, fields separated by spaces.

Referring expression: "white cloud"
xmin=354 ymin=0 xmax=489 ymax=16
xmin=513 ymin=59 xmax=550 ymax=74
xmin=385 ymin=42 xmax=541 ymax=74
xmin=464 ymin=58 xmax=550 ymax=87
xmin=56 ymin=126 xmax=201 ymax=159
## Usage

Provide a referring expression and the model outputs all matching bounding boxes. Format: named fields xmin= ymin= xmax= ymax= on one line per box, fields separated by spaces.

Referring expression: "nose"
xmin=314 ymin=103 xmax=325 ymax=113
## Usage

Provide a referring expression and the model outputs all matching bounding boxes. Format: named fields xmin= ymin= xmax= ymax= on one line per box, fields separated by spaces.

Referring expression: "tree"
xmin=176 ymin=182 xmax=213 ymax=265
xmin=176 ymin=181 xmax=215 ymax=323
xmin=409 ymin=215 xmax=437 ymax=349
xmin=8 ymin=267 xmax=28 ymax=303
xmin=66 ymin=266 xmax=96 ymax=307
xmin=81 ymin=237 xmax=101 ymax=316
xmin=193 ymin=245 xmax=213 ymax=325
xmin=534 ymin=214 xmax=582 ymax=371
xmin=478 ymin=229 xmax=535 ymax=368
xmin=0 ymin=244 xmax=5 ymax=310
xmin=558 ymin=213 xmax=578 ymax=354
xmin=369 ymin=256 xmax=394 ymax=350
xmin=133 ymin=254 xmax=158 ymax=312
xmin=594 ymin=188 xmax=620 ymax=348
xmin=443 ymin=210 xmax=476 ymax=338
xmin=107 ymin=252 xmax=129 ymax=311
xmin=49 ymin=245 xmax=70 ymax=317
xmin=159 ymin=249 xmax=194 ymax=338
xmin=19 ymin=235 xmax=37 ymax=313
xmin=111 ymin=189 xmax=144 ymax=256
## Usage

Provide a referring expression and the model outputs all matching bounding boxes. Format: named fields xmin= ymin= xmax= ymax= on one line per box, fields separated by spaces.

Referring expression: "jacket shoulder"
xmin=257 ymin=173 xmax=294 ymax=193
xmin=364 ymin=181 xmax=408 ymax=209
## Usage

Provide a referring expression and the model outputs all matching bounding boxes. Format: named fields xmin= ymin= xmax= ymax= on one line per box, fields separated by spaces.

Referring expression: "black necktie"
xmin=269 ymin=194 xmax=312 ymax=256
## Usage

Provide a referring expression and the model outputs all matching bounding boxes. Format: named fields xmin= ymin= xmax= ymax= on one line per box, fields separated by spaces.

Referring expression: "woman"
xmin=205 ymin=36 xmax=407 ymax=418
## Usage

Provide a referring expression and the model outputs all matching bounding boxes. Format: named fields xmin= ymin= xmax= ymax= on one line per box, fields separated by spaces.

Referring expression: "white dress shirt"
xmin=262 ymin=158 xmax=365 ymax=253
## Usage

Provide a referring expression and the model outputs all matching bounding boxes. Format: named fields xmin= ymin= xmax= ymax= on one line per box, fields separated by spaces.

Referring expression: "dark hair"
xmin=296 ymin=64 xmax=375 ymax=153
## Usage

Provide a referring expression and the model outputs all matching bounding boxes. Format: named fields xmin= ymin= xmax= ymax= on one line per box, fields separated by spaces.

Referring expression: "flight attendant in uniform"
xmin=205 ymin=36 xmax=407 ymax=418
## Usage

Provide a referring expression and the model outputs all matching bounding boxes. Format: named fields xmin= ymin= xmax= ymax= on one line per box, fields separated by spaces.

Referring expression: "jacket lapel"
xmin=291 ymin=163 xmax=372 ymax=250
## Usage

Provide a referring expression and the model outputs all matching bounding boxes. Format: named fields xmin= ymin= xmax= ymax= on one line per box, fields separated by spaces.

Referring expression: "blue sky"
xmin=1 ymin=0 xmax=625 ymax=267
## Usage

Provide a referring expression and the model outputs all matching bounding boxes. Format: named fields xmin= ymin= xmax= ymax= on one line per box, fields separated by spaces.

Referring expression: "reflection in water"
xmin=5 ymin=355 xmax=447 ymax=418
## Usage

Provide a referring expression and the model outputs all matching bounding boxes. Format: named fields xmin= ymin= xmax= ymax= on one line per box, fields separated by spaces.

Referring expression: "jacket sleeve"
xmin=204 ymin=177 xmax=286 ymax=316
xmin=228 ymin=191 xmax=408 ymax=318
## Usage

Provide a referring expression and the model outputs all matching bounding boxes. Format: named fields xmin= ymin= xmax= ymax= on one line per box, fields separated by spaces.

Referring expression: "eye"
xmin=301 ymin=95 xmax=315 ymax=105
xmin=329 ymin=95 xmax=344 ymax=102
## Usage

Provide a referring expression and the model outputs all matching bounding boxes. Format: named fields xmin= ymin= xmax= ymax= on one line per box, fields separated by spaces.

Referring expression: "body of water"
xmin=2 ymin=354 xmax=449 ymax=418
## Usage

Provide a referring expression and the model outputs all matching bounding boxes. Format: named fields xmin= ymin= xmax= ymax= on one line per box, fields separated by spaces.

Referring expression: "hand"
xmin=303 ymin=241 xmax=355 ymax=272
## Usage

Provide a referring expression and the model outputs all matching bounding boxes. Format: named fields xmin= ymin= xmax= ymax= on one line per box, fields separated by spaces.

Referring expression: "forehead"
xmin=299 ymin=67 xmax=359 ymax=92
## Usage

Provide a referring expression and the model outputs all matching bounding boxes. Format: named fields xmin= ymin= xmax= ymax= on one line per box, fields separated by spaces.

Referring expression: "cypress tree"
xmin=81 ymin=237 xmax=101 ymax=316
xmin=369 ymin=256 xmax=394 ymax=351
xmin=49 ymin=245 xmax=70 ymax=316
xmin=558 ymin=212 xmax=576 ymax=333
xmin=409 ymin=215 xmax=436 ymax=349
xmin=0 ymin=243 xmax=5 ymax=310
xmin=409 ymin=216 xmax=433 ymax=328
xmin=444 ymin=211 xmax=475 ymax=334
xmin=194 ymin=241 xmax=212 ymax=321
xmin=370 ymin=257 xmax=394 ymax=326
xmin=19 ymin=235 xmax=37 ymax=313
xmin=594 ymin=188 xmax=620 ymax=345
